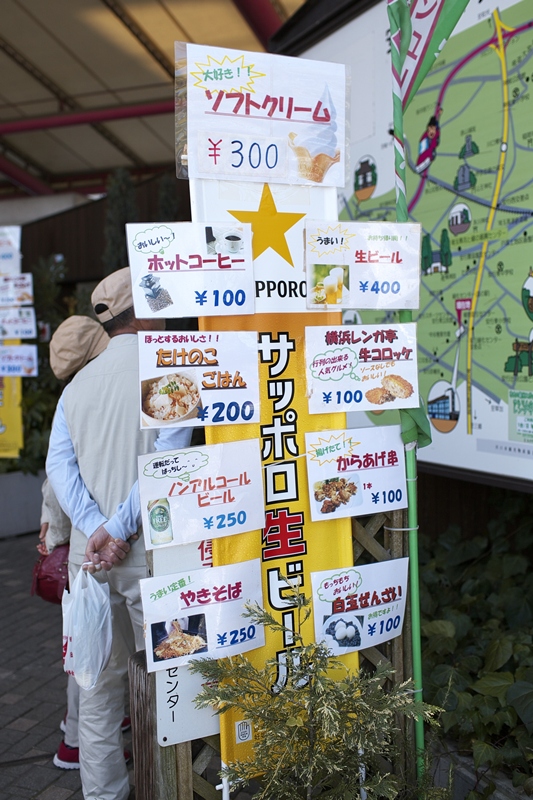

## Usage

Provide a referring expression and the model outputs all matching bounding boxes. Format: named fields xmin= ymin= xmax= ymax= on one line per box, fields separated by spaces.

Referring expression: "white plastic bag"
xmin=61 ymin=568 xmax=112 ymax=690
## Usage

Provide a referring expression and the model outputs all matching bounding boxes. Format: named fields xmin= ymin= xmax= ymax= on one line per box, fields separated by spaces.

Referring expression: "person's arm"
xmin=46 ymin=394 xmax=108 ymax=537
xmin=104 ymin=426 xmax=194 ymax=540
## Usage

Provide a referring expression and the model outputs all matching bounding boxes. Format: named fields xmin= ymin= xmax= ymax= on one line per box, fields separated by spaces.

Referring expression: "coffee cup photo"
xmin=224 ymin=232 xmax=243 ymax=253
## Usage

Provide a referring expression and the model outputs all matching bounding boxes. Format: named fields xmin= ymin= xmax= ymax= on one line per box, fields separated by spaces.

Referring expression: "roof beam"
xmin=231 ymin=0 xmax=284 ymax=49
xmin=0 ymin=33 xmax=145 ymax=168
xmin=99 ymin=0 xmax=175 ymax=78
xmin=0 ymin=153 xmax=52 ymax=195
xmin=0 ymin=100 xmax=174 ymax=135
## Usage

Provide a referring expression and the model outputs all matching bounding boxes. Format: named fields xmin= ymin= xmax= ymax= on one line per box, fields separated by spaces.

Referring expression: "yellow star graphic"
xmin=228 ymin=184 xmax=306 ymax=267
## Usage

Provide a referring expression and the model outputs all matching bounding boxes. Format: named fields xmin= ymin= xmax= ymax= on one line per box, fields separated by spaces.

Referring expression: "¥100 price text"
xmin=362 ymin=487 xmax=404 ymax=506
xmin=322 ymin=389 xmax=363 ymax=406
xmin=195 ymin=289 xmax=246 ymax=308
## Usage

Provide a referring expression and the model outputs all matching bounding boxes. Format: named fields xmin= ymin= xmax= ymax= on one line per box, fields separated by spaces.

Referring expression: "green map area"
xmin=342 ymin=0 xmax=533 ymax=443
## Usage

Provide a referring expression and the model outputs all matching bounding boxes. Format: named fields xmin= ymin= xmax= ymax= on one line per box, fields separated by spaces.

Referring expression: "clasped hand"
xmin=82 ymin=525 xmax=130 ymax=573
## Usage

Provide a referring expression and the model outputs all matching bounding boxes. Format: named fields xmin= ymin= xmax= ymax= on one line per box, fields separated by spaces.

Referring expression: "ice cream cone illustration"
xmin=288 ymin=134 xmax=340 ymax=182
xmin=288 ymin=84 xmax=341 ymax=183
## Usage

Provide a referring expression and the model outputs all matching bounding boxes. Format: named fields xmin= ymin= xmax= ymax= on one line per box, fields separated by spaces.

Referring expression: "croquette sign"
xmin=304 ymin=323 xmax=419 ymax=415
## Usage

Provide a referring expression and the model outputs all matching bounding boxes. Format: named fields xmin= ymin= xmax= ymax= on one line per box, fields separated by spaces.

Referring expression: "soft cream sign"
xmin=178 ymin=43 xmax=346 ymax=187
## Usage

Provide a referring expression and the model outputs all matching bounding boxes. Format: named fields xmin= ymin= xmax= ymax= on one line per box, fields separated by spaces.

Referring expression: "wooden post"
xmin=129 ymin=651 xmax=193 ymax=800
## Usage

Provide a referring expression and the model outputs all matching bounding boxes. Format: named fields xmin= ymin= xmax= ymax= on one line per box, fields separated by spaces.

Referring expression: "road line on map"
xmin=466 ymin=9 xmax=512 ymax=434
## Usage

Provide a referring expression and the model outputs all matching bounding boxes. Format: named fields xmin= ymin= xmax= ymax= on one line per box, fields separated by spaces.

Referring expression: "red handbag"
xmin=31 ymin=544 xmax=70 ymax=605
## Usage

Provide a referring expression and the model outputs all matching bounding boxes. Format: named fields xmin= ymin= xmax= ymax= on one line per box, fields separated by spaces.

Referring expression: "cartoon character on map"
xmin=416 ymin=107 xmax=442 ymax=174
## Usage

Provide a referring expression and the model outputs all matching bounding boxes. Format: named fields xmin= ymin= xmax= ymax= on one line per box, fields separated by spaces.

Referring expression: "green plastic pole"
xmin=389 ymin=0 xmax=425 ymax=770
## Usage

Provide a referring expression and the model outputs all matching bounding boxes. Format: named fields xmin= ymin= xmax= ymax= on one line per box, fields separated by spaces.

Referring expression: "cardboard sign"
xmin=0 ymin=275 xmax=33 ymax=307
xmin=178 ymin=43 xmax=346 ymax=187
xmin=141 ymin=558 xmax=265 ymax=673
xmin=138 ymin=439 xmax=265 ymax=550
xmin=305 ymin=425 xmax=407 ymax=522
xmin=0 ymin=344 xmax=38 ymax=377
xmin=305 ymin=221 xmax=420 ymax=310
xmin=0 ymin=307 xmax=37 ymax=339
xmin=126 ymin=222 xmax=254 ymax=318
xmin=138 ymin=330 xmax=260 ymax=429
xmin=311 ymin=558 xmax=409 ymax=654
xmin=305 ymin=323 xmax=419 ymax=414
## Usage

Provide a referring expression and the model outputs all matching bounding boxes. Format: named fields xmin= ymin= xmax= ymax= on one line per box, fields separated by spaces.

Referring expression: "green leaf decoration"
xmin=421 ymin=619 xmax=455 ymax=638
xmin=484 ymin=637 xmax=514 ymax=672
xmin=472 ymin=672 xmax=514 ymax=704
xmin=472 ymin=740 xmax=498 ymax=768
xmin=507 ymin=681 xmax=533 ymax=734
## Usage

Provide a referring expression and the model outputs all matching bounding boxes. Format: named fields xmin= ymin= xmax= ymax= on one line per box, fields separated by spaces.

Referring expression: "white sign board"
xmin=0 ymin=274 xmax=33 ymax=307
xmin=0 ymin=226 xmax=21 ymax=251
xmin=153 ymin=541 xmax=219 ymax=746
xmin=141 ymin=559 xmax=265 ymax=673
xmin=305 ymin=323 xmax=419 ymax=414
xmin=305 ymin=221 xmax=420 ymax=309
xmin=138 ymin=439 xmax=265 ymax=550
xmin=311 ymin=558 xmax=409 ymax=654
xmin=0 ymin=344 xmax=38 ymax=376
xmin=305 ymin=425 xmax=407 ymax=521
xmin=138 ymin=330 xmax=260 ymax=429
xmin=190 ymin=180 xmax=338 ymax=314
xmin=0 ymin=307 xmax=37 ymax=339
xmin=126 ymin=222 xmax=255 ymax=318
xmin=0 ymin=247 xmax=21 ymax=276
xmin=156 ymin=664 xmax=218 ymax=746
xmin=179 ymin=42 xmax=346 ymax=187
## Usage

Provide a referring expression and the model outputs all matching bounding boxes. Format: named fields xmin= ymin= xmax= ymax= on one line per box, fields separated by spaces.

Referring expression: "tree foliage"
xmin=102 ymin=167 xmax=138 ymax=275
xmin=420 ymin=493 xmax=533 ymax=794
xmin=191 ymin=583 xmax=442 ymax=800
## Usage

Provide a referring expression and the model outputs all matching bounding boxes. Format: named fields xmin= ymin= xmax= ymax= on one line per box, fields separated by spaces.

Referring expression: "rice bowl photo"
xmin=141 ymin=373 xmax=201 ymax=426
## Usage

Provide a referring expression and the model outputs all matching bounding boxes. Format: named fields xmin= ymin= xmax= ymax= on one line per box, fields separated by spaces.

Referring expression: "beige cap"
xmin=50 ymin=316 xmax=109 ymax=381
xmin=91 ymin=267 xmax=133 ymax=323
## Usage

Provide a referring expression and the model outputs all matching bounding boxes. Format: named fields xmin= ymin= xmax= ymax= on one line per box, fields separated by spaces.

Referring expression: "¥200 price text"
xmin=195 ymin=400 xmax=255 ymax=423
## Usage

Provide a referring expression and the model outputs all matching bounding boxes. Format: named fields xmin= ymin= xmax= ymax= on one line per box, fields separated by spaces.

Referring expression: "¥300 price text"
xmin=231 ymin=140 xmax=279 ymax=170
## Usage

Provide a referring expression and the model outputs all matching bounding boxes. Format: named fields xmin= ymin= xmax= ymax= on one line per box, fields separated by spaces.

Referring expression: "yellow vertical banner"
xmin=201 ymin=312 xmax=357 ymax=764
xmin=0 ymin=376 xmax=23 ymax=457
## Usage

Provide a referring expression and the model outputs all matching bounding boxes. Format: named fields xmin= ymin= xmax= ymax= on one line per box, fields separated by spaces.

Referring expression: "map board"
xmin=302 ymin=0 xmax=533 ymax=487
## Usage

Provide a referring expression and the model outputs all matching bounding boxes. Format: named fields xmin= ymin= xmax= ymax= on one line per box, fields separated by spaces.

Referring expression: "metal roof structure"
xmin=0 ymin=0 xmax=306 ymax=200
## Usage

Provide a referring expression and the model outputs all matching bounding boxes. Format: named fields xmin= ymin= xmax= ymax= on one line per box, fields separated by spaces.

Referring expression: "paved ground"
xmin=0 ymin=532 xmax=134 ymax=800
